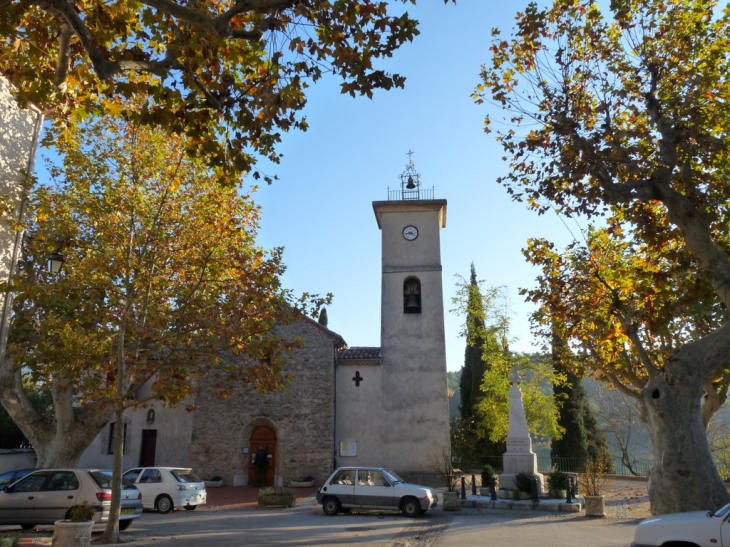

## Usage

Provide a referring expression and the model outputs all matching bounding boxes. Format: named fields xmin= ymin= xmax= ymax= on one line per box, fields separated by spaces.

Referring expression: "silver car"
xmin=316 ymin=467 xmax=439 ymax=517
xmin=0 ymin=469 xmax=143 ymax=531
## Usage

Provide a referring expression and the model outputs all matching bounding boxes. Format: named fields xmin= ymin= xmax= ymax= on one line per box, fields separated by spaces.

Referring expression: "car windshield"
xmin=89 ymin=470 xmax=137 ymax=489
xmin=712 ymin=502 xmax=730 ymax=518
xmin=382 ymin=469 xmax=404 ymax=484
xmin=170 ymin=469 xmax=200 ymax=483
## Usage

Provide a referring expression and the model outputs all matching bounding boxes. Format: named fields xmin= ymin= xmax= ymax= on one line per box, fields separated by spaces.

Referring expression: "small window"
xmin=331 ymin=470 xmax=355 ymax=485
xmin=11 ymin=472 xmax=48 ymax=493
xmin=45 ymin=471 xmax=79 ymax=491
xmin=403 ymin=278 xmax=421 ymax=314
xmin=107 ymin=422 xmax=128 ymax=455
xmin=140 ymin=469 xmax=162 ymax=483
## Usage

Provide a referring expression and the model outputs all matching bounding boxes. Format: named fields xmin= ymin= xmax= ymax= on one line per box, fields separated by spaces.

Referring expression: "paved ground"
xmin=7 ymin=479 xmax=649 ymax=546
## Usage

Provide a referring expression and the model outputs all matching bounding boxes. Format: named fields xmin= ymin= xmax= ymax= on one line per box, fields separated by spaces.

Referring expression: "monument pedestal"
xmin=497 ymin=374 xmax=544 ymax=492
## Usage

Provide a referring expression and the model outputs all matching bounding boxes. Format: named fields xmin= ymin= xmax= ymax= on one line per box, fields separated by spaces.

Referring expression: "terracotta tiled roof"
xmin=337 ymin=347 xmax=382 ymax=361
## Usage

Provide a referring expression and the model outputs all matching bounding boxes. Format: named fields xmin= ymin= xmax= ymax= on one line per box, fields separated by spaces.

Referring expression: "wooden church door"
xmin=248 ymin=426 xmax=276 ymax=486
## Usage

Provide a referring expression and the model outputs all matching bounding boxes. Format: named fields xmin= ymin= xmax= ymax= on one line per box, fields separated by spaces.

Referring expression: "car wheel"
xmin=118 ymin=519 xmax=132 ymax=531
xmin=184 ymin=505 xmax=197 ymax=511
xmin=20 ymin=524 xmax=35 ymax=530
xmin=401 ymin=497 xmax=422 ymax=518
xmin=322 ymin=497 xmax=341 ymax=516
xmin=156 ymin=494 xmax=174 ymax=514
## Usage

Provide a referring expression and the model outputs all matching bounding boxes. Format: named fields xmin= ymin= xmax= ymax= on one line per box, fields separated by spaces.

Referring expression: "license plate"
xmin=121 ymin=508 xmax=134 ymax=515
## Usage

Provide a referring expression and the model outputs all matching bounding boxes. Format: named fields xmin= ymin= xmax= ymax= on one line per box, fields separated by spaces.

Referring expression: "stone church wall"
xmin=190 ymin=319 xmax=339 ymax=486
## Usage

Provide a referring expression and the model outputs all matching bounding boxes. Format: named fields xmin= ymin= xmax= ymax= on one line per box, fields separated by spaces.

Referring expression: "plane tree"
xmin=1 ymin=115 xmax=328 ymax=541
xmin=0 ymin=0 xmax=444 ymax=183
xmin=478 ymin=0 xmax=730 ymax=514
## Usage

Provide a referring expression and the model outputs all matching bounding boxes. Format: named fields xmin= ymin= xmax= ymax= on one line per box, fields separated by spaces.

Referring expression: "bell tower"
xmin=370 ymin=154 xmax=450 ymax=478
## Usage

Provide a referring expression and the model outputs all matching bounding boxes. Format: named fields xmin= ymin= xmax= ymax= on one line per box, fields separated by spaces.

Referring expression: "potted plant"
xmin=0 ymin=533 xmax=18 ymax=547
xmin=479 ymin=465 xmax=495 ymax=497
xmin=290 ymin=475 xmax=314 ymax=488
xmin=258 ymin=487 xmax=296 ymax=508
xmin=582 ymin=455 xmax=608 ymax=517
xmin=53 ymin=502 xmax=95 ymax=547
xmin=204 ymin=475 xmax=224 ymax=488
xmin=546 ymin=469 xmax=569 ymax=499
xmin=430 ymin=449 xmax=460 ymax=510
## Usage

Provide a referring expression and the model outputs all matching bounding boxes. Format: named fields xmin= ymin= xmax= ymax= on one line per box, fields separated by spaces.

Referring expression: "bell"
xmin=406 ymin=175 xmax=416 ymax=189
xmin=404 ymin=294 xmax=420 ymax=312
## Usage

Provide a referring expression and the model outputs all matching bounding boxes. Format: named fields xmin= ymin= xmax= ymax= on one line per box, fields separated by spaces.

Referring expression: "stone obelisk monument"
xmin=499 ymin=373 xmax=544 ymax=490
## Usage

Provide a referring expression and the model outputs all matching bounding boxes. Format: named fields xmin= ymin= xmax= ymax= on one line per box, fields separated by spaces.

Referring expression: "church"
xmin=78 ymin=161 xmax=451 ymax=487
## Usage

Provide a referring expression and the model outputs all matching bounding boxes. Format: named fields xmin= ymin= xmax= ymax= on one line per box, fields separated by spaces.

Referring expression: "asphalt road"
xmin=10 ymin=497 xmax=640 ymax=547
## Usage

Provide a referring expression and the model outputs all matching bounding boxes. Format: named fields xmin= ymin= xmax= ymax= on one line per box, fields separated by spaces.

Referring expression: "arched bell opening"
xmin=403 ymin=277 xmax=421 ymax=314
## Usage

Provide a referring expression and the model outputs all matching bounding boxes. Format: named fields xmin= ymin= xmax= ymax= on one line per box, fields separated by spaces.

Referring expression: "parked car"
xmin=0 ymin=468 xmax=36 ymax=487
xmin=122 ymin=467 xmax=206 ymax=513
xmin=0 ymin=468 xmax=143 ymax=531
xmin=316 ymin=467 xmax=438 ymax=517
xmin=632 ymin=502 xmax=730 ymax=547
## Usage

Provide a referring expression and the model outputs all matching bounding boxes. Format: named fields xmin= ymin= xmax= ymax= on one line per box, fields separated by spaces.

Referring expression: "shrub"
xmin=69 ymin=502 xmax=95 ymax=522
xmin=481 ymin=465 xmax=494 ymax=486
xmin=515 ymin=472 xmax=537 ymax=494
xmin=0 ymin=533 xmax=18 ymax=547
xmin=546 ymin=469 xmax=569 ymax=491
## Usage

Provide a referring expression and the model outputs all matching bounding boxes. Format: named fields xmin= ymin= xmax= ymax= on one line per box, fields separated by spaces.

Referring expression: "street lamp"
xmin=47 ymin=252 xmax=65 ymax=274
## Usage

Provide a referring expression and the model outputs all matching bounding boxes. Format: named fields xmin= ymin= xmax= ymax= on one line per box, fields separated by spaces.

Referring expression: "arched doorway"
xmin=248 ymin=425 xmax=276 ymax=487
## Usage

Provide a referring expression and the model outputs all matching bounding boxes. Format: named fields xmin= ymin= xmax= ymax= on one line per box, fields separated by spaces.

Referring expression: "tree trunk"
xmin=0 ymin=362 xmax=112 ymax=467
xmin=644 ymin=363 xmax=730 ymax=515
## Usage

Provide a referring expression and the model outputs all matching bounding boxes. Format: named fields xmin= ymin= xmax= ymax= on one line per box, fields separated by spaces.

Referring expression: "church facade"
xmin=79 ymin=164 xmax=451 ymax=486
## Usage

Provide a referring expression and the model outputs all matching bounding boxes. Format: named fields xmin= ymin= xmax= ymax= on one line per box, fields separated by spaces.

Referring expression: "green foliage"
xmin=546 ymin=469 xmax=569 ymax=491
xmin=446 ymin=370 xmax=461 ymax=391
xmin=550 ymin=341 xmax=611 ymax=473
xmin=451 ymin=268 xmax=566 ymax=449
xmin=69 ymin=502 xmax=95 ymax=522
xmin=0 ymin=533 xmax=18 ymax=547
xmin=317 ymin=308 xmax=328 ymax=328
xmin=481 ymin=465 xmax=494 ymax=484
xmin=514 ymin=472 xmax=536 ymax=494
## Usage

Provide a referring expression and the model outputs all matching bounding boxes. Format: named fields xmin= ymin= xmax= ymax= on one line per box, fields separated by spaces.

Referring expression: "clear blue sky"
xmin=251 ymin=0 xmax=581 ymax=372
xmin=34 ymin=0 xmax=581 ymax=372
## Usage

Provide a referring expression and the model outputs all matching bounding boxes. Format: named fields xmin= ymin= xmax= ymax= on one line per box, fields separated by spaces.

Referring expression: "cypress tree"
xmin=318 ymin=307 xmax=329 ymax=328
xmin=551 ymin=332 xmax=612 ymax=471
xmin=455 ymin=264 xmax=505 ymax=467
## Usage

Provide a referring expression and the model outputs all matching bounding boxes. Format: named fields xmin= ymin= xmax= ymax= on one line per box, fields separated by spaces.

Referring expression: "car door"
xmin=32 ymin=471 xmax=81 ymax=523
xmin=0 ymin=471 xmax=49 ymax=524
xmin=354 ymin=470 xmax=396 ymax=509
xmin=323 ymin=469 xmax=356 ymax=507
xmin=136 ymin=468 xmax=163 ymax=507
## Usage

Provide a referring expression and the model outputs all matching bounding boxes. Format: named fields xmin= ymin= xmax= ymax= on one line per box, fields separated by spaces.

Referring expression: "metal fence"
xmin=386 ymin=187 xmax=434 ymax=201
xmin=471 ymin=455 xmax=655 ymax=477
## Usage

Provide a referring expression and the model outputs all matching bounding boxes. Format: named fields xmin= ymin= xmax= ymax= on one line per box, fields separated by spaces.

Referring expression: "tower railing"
xmin=387 ymin=187 xmax=434 ymax=201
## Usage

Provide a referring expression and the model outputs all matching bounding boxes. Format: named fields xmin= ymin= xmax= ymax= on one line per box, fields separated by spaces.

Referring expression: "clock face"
xmin=403 ymin=225 xmax=418 ymax=241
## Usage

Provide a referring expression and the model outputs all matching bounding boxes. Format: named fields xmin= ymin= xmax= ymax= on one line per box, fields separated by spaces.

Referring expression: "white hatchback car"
xmin=122 ymin=467 xmax=206 ymax=514
xmin=632 ymin=502 xmax=730 ymax=547
xmin=316 ymin=467 xmax=438 ymax=517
